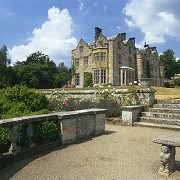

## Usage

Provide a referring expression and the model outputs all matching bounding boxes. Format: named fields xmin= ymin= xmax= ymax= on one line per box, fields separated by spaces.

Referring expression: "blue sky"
xmin=0 ymin=0 xmax=180 ymax=67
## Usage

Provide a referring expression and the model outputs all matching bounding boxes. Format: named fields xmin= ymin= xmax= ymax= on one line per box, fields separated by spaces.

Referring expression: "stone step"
xmin=149 ymin=108 xmax=180 ymax=114
xmin=133 ymin=122 xmax=180 ymax=131
xmin=153 ymin=103 xmax=180 ymax=108
xmin=157 ymin=99 xmax=180 ymax=104
xmin=141 ymin=112 xmax=180 ymax=119
xmin=140 ymin=117 xmax=180 ymax=126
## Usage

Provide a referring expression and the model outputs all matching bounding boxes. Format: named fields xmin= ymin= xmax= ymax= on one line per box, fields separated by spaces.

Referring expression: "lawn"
xmin=152 ymin=86 xmax=180 ymax=100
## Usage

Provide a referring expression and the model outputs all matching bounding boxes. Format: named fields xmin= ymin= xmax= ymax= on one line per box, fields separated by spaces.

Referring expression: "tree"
xmin=160 ymin=49 xmax=177 ymax=79
xmin=83 ymin=72 xmax=93 ymax=87
xmin=14 ymin=52 xmax=58 ymax=88
xmin=0 ymin=45 xmax=12 ymax=88
xmin=54 ymin=62 xmax=72 ymax=87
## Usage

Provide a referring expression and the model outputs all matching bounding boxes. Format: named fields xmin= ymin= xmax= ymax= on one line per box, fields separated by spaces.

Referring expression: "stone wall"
xmin=0 ymin=108 xmax=106 ymax=168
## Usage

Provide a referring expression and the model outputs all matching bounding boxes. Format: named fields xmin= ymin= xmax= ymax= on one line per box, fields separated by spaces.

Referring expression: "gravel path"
xmin=0 ymin=124 xmax=180 ymax=180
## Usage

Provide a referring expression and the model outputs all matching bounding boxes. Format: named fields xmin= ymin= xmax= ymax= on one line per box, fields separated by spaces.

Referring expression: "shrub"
xmin=83 ymin=73 xmax=93 ymax=87
xmin=32 ymin=120 xmax=59 ymax=144
xmin=0 ymin=85 xmax=49 ymax=119
xmin=0 ymin=85 xmax=50 ymax=152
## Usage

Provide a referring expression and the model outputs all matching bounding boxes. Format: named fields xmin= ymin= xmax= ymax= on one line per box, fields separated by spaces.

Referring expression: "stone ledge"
xmin=121 ymin=105 xmax=142 ymax=110
xmin=153 ymin=136 xmax=180 ymax=147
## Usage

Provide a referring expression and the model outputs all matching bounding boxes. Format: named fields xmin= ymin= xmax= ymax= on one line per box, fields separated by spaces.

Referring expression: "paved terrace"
xmin=0 ymin=124 xmax=180 ymax=180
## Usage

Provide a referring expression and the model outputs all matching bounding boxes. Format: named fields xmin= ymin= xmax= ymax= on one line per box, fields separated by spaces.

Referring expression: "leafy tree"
xmin=0 ymin=45 xmax=12 ymax=88
xmin=83 ymin=72 xmax=93 ymax=87
xmin=54 ymin=62 xmax=72 ymax=87
xmin=176 ymin=58 xmax=180 ymax=74
xmin=14 ymin=52 xmax=58 ymax=88
xmin=160 ymin=49 xmax=177 ymax=79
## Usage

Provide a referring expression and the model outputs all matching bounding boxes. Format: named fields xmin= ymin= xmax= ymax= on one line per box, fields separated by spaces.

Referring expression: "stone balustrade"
xmin=45 ymin=88 xmax=155 ymax=106
xmin=0 ymin=108 xmax=106 ymax=167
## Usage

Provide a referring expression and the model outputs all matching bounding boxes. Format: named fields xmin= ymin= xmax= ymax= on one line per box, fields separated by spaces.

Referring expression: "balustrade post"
xmin=27 ymin=123 xmax=35 ymax=148
xmin=8 ymin=125 xmax=20 ymax=154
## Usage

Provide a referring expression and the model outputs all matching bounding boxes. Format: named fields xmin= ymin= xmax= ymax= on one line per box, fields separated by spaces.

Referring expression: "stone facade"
xmin=72 ymin=27 xmax=136 ymax=87
xmin=137 ymin=43 xmax=164 ymax=86
xmin=72 ymin=27 xmax=164 ymax=87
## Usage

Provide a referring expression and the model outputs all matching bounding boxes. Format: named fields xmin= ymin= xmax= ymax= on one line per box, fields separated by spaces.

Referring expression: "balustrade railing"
xmin=0 ymin=109 xmax=106 ymax=165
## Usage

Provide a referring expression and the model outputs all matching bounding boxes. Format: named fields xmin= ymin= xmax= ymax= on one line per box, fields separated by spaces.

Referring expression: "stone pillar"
xmin=158 ymin=144 xmax=176 ymax=177
xmin=8 ymin=125 xmax=20 ymax=154
xmin=27 ymin=123 xmax=35 ymax=148
xmin=121 ymin=106 xmax=142 ymax=126
xmin=59 ymin=118 xmax=76 ymax=145
xmin=94 ymin=113 xmax=105 ymax=135
xmin=138 ymin=91 xmax=155 ymax=106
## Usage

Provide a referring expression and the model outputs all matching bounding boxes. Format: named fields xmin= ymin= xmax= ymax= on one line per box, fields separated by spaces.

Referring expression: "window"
xmin=93 ymin=69 xmax=106 ymax=84
xmin=75 ymin=59 xmax=79 ymax=67
xmin=101 ymin=52 xmax=106 ymax=61
xmin=94 ymin=52 xmax=106 ymax=61
xmin=93 ymin=69 xmax=100 ymax=84
xmin=122 ymin=70 xmax=125 ymax=85
xmin=79 ymin=46 xmax=83 ymax=52
xmin=94 ymin=53 xmax=100 ymax=61
xmin=84 ymin=56 xmax=88 ymax=65
xmin=75 ymin=73 xmax=80 ymax=85
xmin=101 ymin=69 xmax=106 ymax=84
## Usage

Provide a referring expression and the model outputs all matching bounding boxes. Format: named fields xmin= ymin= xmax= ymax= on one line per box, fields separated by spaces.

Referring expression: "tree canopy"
xmin=160 ymin=49 xmax=179 ymax=79
xmin=0 ymin=45 xmax=14 ymax=88
xmin=13 ymin=51 xmax=72 ymax=88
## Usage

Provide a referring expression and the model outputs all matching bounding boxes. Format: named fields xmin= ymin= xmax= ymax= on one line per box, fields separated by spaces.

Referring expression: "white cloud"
xmin=123 ymin=0 xmax=180 ymax=44
xmin=9 ymin=7 xmax=77 ymax=67
xmin=78 ymin=0 xmax=84 ymax=11
xmin=116 ymin=26 xmax=121 ymax=30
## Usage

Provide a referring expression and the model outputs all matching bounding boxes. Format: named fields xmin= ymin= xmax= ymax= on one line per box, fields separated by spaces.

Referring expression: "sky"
xmin=0 ymin=0 xmax=180 ymax=67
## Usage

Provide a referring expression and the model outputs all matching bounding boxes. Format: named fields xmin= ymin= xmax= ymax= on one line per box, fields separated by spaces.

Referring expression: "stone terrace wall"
xmin=45 ymin=89 xmax=155 ymax=106
xmin=0 ymin=108 xmax=106 ymax=168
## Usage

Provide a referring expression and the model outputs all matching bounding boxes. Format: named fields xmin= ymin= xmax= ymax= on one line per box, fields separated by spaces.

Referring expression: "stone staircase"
xmin=133 ymin=99 xmax=180 ymax=130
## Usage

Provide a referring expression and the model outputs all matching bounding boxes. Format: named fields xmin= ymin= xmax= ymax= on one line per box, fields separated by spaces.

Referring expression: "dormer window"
xmin=75 ymin=59 xmax=79 ymax=67
xmin=79 ymin=46 xmax=83 ymax=52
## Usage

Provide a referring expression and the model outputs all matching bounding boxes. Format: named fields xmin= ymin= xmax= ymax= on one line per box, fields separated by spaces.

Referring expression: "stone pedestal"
xmin=121 ymin=106 xmax=142 ymax=126
xmin=59 ymin=118 xmax=76 ymax=145
xmin=153 ymin=136 xmax=180 ymax=177
xmin=138 ymin=90 xmax=155 ymax=106
xmin=158 ymin=144 xmax=175 ymax=177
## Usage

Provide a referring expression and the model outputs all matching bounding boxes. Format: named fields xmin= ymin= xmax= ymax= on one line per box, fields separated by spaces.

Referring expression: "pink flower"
xmin=62 ymin=100 xmax=68 ymax=107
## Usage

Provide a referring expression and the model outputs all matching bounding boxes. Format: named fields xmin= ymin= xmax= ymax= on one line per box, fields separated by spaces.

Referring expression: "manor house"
xmin=72 ymin=27 xmax=164 ymax=87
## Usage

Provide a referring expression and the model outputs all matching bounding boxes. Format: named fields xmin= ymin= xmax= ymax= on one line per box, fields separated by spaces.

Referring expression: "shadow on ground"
xmin=0 ymin=130 xmax=116 ymax=180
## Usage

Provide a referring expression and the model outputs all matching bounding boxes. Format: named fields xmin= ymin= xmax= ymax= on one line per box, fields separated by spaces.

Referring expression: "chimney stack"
xmin=94 ymin=27 xmax=102 ymax=41
xmin=144 ymin=42 xmax=148 ymax=48
xmin=121 ymin=33 xmax=126 ymax=41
